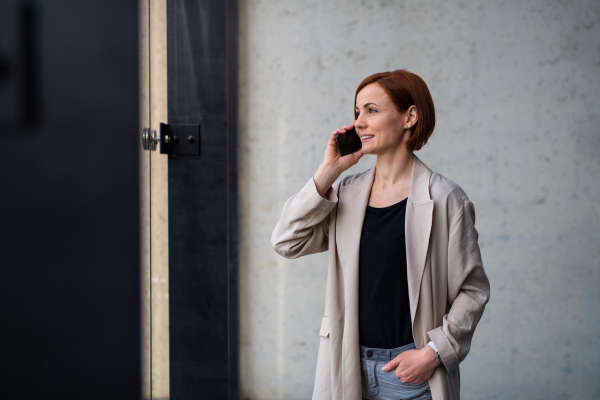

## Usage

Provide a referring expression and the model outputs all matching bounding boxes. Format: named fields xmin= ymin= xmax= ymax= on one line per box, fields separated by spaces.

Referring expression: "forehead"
xmin=356 ymin=83 xmax=391 ymax=107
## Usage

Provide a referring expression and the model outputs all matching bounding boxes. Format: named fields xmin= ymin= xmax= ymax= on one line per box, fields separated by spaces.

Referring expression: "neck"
xmin=373 ymin=148 xmax=414 ymax=188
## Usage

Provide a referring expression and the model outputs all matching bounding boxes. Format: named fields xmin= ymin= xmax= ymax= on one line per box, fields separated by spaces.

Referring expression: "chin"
xmin=360 ymin=142 xmax=372 ymax=153
xmin=360 ymin=143 xmax=378 ymax=156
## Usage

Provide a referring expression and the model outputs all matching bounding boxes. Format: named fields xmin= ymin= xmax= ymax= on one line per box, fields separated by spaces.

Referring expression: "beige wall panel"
xmin=140 ymin=0 xmax=169 ymax=398
xmin=149 ymin=0 xmax=170 ymax=397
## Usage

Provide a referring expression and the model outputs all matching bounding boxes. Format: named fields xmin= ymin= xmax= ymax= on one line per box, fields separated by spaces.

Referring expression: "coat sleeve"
xmin=427 ymin=198 xmax=491 ymax=372
xmin=271 ymin=176 xmax=339 ymax=259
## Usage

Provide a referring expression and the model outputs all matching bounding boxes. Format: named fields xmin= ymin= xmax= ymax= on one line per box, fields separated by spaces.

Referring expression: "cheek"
xmin=380 ymin=120 xmax=403 ymax=141
xmin=373 ymin=125 xmax=395 ymax=143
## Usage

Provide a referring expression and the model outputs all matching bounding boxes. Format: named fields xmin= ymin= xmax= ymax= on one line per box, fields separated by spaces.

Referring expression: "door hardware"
xmin=141 ymin=127 xmax=158 ymax=151
xmin=159 ymin=123 xmax=200 ymax=155
xmin=141 ymin=123 xmax=201 ymax=155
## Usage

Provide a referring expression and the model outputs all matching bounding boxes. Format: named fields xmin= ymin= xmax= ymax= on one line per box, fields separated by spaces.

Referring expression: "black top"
xmin=358 ymin=197 xmax=414 ymax=349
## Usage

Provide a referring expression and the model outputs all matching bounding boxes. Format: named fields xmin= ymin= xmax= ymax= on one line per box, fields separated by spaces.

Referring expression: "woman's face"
xmin=354 ymin=83 xmax=412 ymax=155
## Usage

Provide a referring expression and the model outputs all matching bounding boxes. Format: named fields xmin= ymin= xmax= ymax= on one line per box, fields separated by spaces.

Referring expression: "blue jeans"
xmin=360 ymin=342 xmax=432 ymax=400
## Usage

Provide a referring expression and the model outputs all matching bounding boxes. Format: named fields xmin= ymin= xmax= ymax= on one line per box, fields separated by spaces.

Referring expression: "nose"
xmin=355 ymin=113 xmax=367 ymax=132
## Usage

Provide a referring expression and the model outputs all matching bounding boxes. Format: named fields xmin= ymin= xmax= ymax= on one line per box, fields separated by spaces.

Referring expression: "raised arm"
xmin=271 ymin=176 xmax=338 ymax=259
xmin=271 ymin=122 xmax=364 ymax=259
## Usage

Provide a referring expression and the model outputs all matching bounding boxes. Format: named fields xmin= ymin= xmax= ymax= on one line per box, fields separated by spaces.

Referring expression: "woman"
xmin=271 ymin=70 xmax=490 ymax=400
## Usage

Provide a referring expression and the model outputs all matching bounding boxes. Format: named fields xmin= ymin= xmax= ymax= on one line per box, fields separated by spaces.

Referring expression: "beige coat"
xmin=271 ymin=154 xmax=490 ymax=400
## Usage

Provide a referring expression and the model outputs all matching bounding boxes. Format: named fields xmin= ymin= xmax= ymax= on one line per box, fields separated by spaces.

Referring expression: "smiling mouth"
xmin=361 ymin=135 xmax=374 ymax=141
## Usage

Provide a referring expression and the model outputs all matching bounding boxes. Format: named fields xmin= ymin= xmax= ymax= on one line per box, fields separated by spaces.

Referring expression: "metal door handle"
xmin=141 ymin=127 xmax=159 ymax=151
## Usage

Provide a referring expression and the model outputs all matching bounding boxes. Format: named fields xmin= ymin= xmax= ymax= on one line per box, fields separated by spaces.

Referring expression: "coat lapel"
xmin=333 ymin=168 xmax=375 ymax=399
xmin=334 ymin=168 xmax=376 ymax=270
xmin=405 ymin=155 xmax=434 ymax=339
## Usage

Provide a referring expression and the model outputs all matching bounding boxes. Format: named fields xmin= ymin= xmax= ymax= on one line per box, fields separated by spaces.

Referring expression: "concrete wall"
xmin=238 ymin=1 xmax=600 ymax=399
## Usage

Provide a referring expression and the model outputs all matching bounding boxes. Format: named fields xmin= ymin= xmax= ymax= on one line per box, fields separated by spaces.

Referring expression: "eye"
xmin=368 ymin=108 xmax=376 ymax=114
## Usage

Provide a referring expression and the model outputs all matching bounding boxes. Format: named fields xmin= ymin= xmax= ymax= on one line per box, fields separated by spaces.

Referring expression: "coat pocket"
xmin=319 ymin=316 xmax=330 ymax=338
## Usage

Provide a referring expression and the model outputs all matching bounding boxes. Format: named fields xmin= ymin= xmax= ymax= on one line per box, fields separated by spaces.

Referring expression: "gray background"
xmin=238 ymin=1 xmax=600 ymax=399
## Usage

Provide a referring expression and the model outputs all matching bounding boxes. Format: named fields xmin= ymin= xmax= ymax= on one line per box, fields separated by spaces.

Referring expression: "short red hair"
xmin=354 ymin=70 xmax=436 ymax=151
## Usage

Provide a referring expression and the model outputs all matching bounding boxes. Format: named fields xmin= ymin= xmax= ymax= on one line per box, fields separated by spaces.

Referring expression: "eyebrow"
xmin=355 ymin=102 xmax=379 ymax=109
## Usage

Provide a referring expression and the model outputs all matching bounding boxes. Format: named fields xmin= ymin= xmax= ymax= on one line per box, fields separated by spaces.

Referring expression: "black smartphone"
xmin=336 ymin=126 xmax=362 ymax=157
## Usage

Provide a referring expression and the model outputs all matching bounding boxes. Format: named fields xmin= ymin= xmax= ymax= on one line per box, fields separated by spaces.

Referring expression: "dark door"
xmin=0 ymin=1 xmax=140 ymax=399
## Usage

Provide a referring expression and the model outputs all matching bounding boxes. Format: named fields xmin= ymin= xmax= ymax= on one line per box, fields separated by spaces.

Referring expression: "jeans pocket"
xmin=361 ymin=359 xmax=380 ymax=399
xmin=390 ymin=373 xmax=430 ymax=400
xmin=392 ymin=371 xmax=404 ymax=384
xmin=408 ymin=388 xmax=432 ymax=400
xmin=371 ymin=362 xmax=380 ymax=397
xmin=360 ymin=360 xmax=369 ymax=398
xmin=392 ymin=371 xmax=428 ymax=387
xmin=402 ymin=388 xmax=431 ymax=400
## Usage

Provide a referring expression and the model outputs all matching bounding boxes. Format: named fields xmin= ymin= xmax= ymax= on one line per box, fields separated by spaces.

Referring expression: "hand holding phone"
xmin=336 ymin=126 xmax=363 ymax=156
xmin=314 ymin=122 xmax=365 ymax=198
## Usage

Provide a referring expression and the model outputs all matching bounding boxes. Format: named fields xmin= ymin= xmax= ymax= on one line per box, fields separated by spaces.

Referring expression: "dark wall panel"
xmin=167 ymin=0 xmax=238 ymax=398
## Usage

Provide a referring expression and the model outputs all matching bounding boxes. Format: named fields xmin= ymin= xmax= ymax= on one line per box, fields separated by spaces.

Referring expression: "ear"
xmin=406 ymin=105 xmax=418 ymax=127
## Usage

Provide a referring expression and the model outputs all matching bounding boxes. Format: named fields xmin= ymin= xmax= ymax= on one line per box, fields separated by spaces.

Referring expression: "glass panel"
xmin=140 ymin=0 xmax=169 ymax=398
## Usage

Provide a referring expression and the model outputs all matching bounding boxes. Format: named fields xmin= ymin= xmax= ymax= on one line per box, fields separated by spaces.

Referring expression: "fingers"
xmin=338 ymin=150 xmax=364 ymax=167
xmin=382 ymin=358 xmax=399 ymax=372
xmin=352 ymin=150 xmax=364 ymax=163
xmin=387 ymin=348 xmax=436 ymax=384
xmin=383 ymin=351 xmax=404 ymax=372
xmin=396 ymin=372 xmax=424 ymax=385
xmin=334 ymin=122 xmax=357 ymax=134
xmin=340 ymin=149 xmax=363 ymax=158
xmin=328 ymin=130 xmax=342 ymax=149
xmin=394 ymin=367 xmax=419 ymax=384
xmin=395 ymin=370 xmax=406 ymax=382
